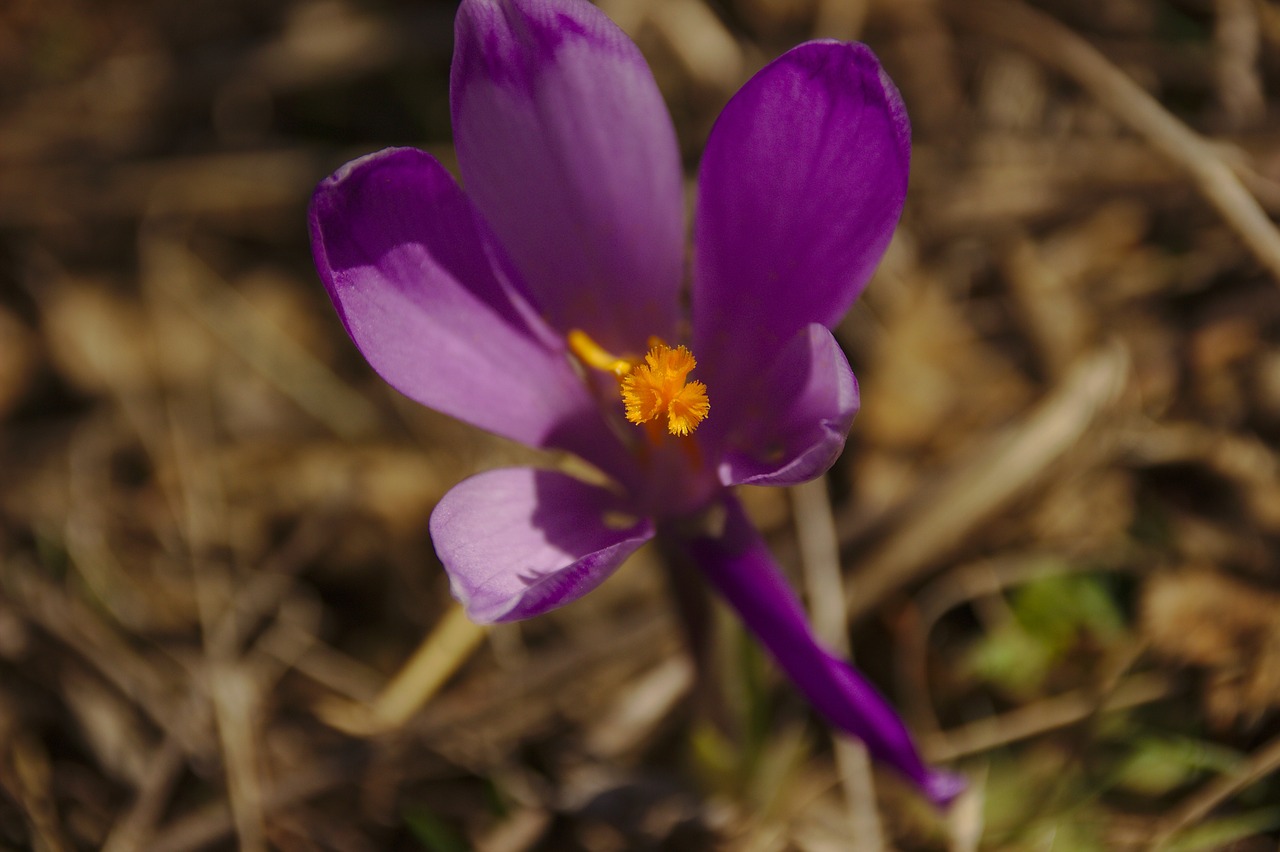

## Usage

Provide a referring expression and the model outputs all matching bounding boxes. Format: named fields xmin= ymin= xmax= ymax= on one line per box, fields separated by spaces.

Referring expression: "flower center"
xmin=568 ymin=330 xmax=710 ymax=437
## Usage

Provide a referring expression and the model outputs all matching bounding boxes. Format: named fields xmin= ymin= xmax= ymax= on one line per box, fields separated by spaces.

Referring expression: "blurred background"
xmin=3 ymin=0 xmax=1280 ymax=848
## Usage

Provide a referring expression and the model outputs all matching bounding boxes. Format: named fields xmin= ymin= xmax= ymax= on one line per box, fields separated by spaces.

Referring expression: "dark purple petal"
xmin=710 ymin=324 xmax=859 ymax=487
xmin=451 ymin=0 xmax=684 ymax=353
xmin=431 ymin=467 xmax=653 ymax=623
xmin=675 ymin=496 xmax=964 ymax=808
xmin=693 ymin=41 xmax=910 ymax=379
xmin=310 ymin=147 xmax=628 ymax=475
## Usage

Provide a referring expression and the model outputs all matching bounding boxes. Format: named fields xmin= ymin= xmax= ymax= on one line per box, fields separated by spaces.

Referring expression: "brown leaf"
xmin=1142 ymin=569 xmax=1280 ymax=727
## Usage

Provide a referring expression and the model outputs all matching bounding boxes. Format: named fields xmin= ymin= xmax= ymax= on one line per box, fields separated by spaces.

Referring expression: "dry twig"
xmin=923 ymin=673 xmax=1174 ymax=763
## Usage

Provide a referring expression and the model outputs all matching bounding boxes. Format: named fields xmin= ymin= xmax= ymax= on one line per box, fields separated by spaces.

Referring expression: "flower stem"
xmin=658 ymin=535 xmax=733 ymax=737
xmin=370 ymin=603 xmax=489 ymax=728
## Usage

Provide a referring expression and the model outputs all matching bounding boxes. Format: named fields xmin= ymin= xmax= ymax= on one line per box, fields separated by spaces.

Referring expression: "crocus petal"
xmin=676 ymin=497 xmax=964 ymax=807
xmin=712 ymin=324 xmax=859 ymax=487
xmin=431 ymin=468 xmax=653 ymax=623
xmin=451 ymin=0 xmax=684 ymax=353
xmin=310 ymin=147 xmax=627 ymax=475
xmin=693 ymin=41 xmax=910 ymax=378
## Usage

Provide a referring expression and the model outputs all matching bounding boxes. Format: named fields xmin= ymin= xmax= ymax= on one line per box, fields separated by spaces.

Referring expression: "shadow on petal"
xmin=710 ymin=324 xmax=860 ymax=487
xmin=430 ymin=467 xmax=654 ymax=623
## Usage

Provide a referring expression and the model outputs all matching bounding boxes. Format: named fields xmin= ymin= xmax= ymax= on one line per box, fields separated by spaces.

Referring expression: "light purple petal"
xmin=676 ymin=496 xmax=964 ymax=807
xmin=711 ymin=324 xmax=859 ymax=487
xmin=693 ymin=41 xmax=910 ymax=379
xmin=451 ymin=0 xmax=684 ymax=354
xmin=431 ymin=468 xmax=653 ymax=623
xmin=310 ymin=147 xmax=627 ymax=475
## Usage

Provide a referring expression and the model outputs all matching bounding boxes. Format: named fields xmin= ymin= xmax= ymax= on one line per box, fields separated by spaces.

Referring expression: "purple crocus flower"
xmin=309 ymin=0 xmax=963 ymax=807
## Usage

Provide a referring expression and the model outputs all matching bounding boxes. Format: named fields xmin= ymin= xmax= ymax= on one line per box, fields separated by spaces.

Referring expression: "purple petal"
xmin=310 ymin=147 xmax=627 ymax=475
xmin=675 ymin=496 xmax=964 ymax=807
xmin=430 ymin=467 xmax=653 ymax=623
xmin=451 ymin=0 xmax=684 ymax=354
xmin=711 ymin=323 xmax=859 ymax=487
xmin=693 ymin=41 xmax=910 ymax=377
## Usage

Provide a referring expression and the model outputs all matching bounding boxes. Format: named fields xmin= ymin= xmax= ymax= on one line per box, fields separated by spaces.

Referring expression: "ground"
xmin=1 ymin=0 xmax=1280 ymax=849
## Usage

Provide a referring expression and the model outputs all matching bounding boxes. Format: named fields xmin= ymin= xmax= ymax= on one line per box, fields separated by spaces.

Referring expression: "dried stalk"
xmin=794 ymin=478 xmax=884 ymax=850
xmin=923 ymin=673 xmax=1174 ymax=763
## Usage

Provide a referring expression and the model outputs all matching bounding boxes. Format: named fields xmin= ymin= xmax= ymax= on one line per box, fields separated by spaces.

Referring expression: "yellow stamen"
xmin=567 ymin=331 xmax=710 ymax=437
xmin=567 ymin=329 xmax=632 ymax=378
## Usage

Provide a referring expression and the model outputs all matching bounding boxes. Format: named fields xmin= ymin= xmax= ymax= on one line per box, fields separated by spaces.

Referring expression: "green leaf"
xmin=403 ymin=808 xmax=468 ymax=852
xmin=966 ymin=621 xmax=1056 ymax=695
xmin=1012 ymin=574 xmax=1124 ymax=653
xmin=1113 ymin=736 xmax=1242 ymax=797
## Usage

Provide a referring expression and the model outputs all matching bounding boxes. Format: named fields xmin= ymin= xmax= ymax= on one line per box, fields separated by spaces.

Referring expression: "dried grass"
xmin=2 ymin=0 xmax=1280 ymax=848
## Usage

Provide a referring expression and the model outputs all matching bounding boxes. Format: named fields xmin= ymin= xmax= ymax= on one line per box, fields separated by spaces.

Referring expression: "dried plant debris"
xmin=1143 ymin=569 xmax=1280 ymax=730
xmin=2 ymin=0 xmax=1280 ymax=848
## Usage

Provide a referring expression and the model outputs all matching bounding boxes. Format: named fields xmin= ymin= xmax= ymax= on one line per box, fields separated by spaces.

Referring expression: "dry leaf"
xmin=1142 ymin=569 xmax=1280 ymax=728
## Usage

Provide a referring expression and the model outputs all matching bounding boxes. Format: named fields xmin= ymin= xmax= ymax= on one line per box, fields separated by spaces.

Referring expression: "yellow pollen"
xmin=567 ymin=330 xmax=710 ymax=437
